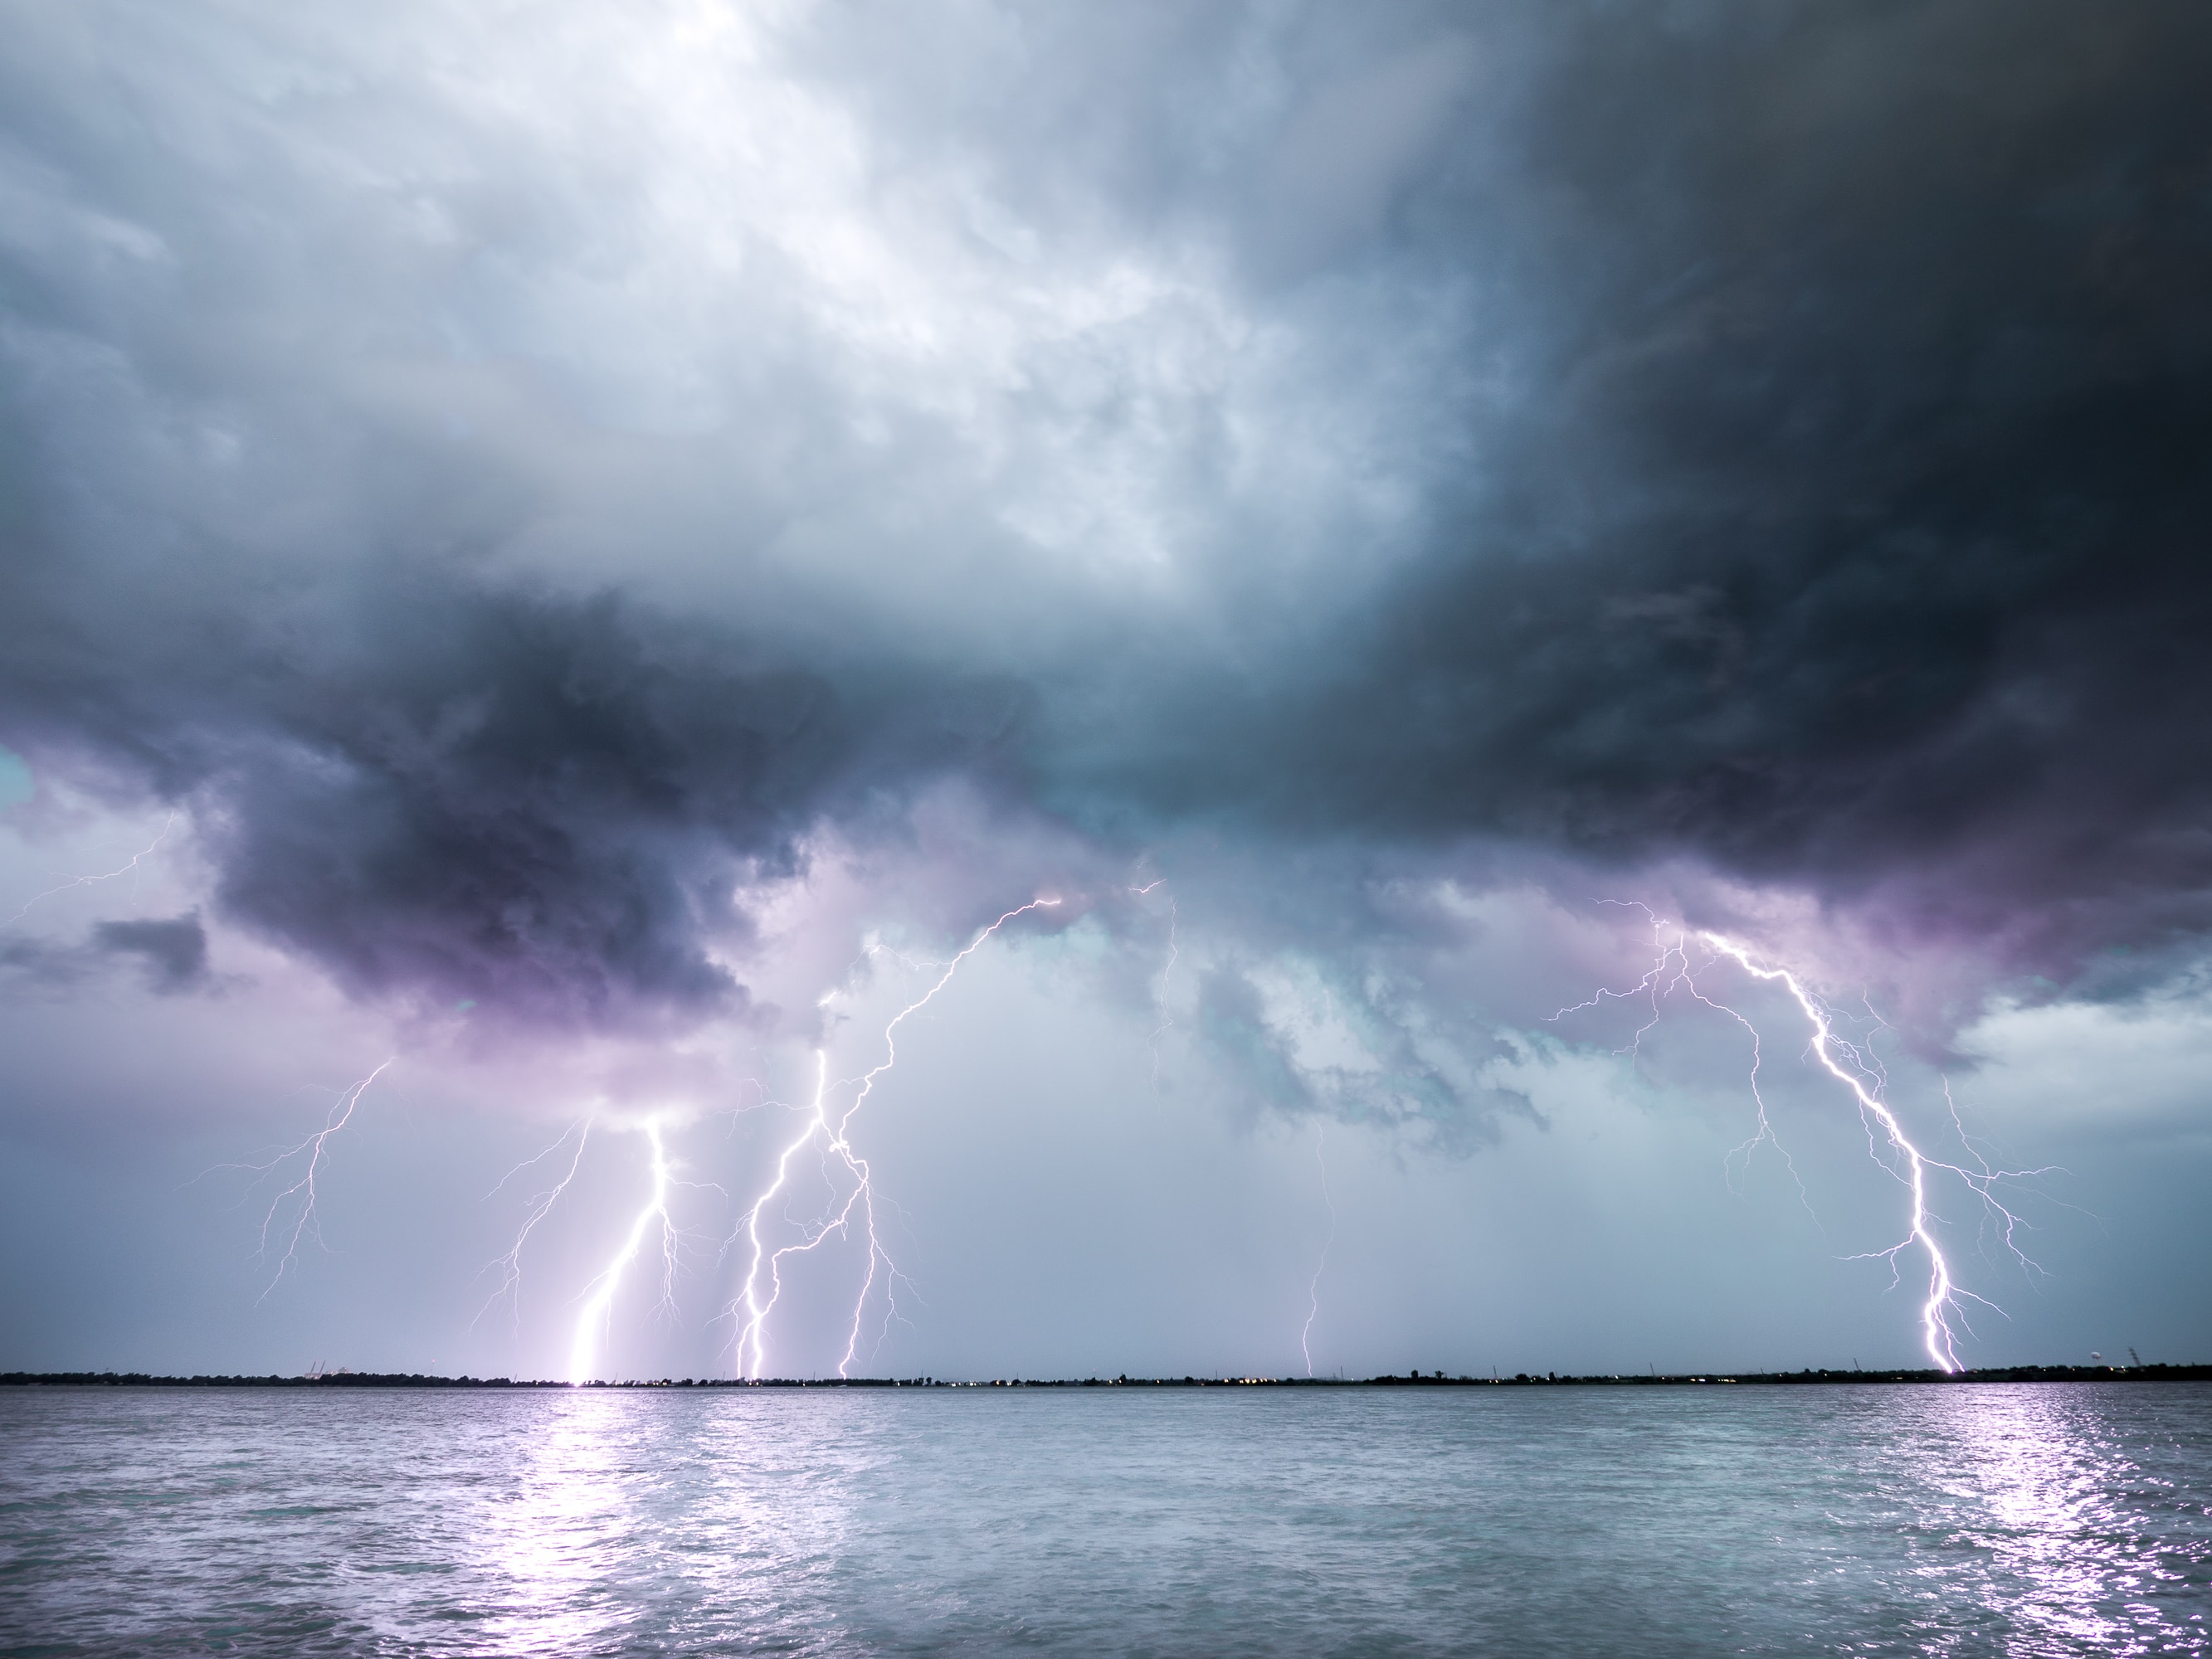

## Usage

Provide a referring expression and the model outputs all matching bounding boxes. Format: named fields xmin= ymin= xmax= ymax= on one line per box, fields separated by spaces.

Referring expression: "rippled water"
xmin=2 ymin=1384 xmax=2208 ymax=1657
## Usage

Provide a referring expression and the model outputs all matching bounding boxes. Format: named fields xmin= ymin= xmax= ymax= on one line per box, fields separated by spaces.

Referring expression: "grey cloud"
xmin=1 ymin=912 xmax=207 ymax=996
xmin=4 ymin=567 xmax=1038 ymax=1027
xmin=0 ymin=934 xmax=90 ymax=992
xmin=1193 ymin=956 xmax=1537 ymax=1153
xmin=1045 ymin=0 xmax=2212 ymax=983
xmin=90 ymin=912 xmax=207 ymax=993
xmin=2 ymin=0 xmax=2209 ymax=1047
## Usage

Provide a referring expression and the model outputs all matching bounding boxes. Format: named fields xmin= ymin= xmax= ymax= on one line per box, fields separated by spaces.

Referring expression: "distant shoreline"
xmin=5 ymin=1365 xmax=2208 ymax=1390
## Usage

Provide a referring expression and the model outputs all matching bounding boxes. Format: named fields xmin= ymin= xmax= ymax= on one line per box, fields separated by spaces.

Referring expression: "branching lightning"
xmin=190 ymin=898 xmax=1057 ymax=1383
xmin=209 ymin=902 xmax=1045 ymax=1380
xmin=567 ymin=1123 xmax=679 ymax=1385
xmin=475 ymin=1115 xmax=724 ymax=1378
xmin=224 ymin=1058 xmax=395 ymax=1298
xmin=475 ymin=1119 xmax=591 ymax=1326
xmin=5 ymin=814 xmax=178 ymax=925
xmin=728 ymin=898 xmax=1059 ymax=1380
xmin=1557 ymin=908 xmax=2049 ymax=1371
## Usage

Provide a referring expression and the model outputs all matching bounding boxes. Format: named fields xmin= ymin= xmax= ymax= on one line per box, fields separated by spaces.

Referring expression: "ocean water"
xmin=2 ymin=1384 xmax=2208 ymax=1657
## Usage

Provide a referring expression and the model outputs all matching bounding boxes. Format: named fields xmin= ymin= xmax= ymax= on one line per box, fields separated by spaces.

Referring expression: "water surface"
xmin=3 ymin=1383 xmax=2208 ymax=1655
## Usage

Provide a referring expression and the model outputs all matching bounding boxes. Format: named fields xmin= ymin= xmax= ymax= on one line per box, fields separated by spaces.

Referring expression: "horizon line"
xmin=6 ymin=1363 xmax=2207 ymax=1391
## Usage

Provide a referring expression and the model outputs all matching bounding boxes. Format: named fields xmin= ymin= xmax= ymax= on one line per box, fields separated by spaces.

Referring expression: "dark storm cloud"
xmin=3 ymin=0 xmax=2209 ymax=1037
xmin=1 ymin=912 xmax=205 ymax=995
xmin=1 ymin=557 xmax=1028 ymax=1026
xmin=1073 ymin=0 xmax=2212 ymax=977
xmin=181 ymin=592 xmax=841 ymax=1026
xmin=91 ymin=912 xmax=208 ymax=993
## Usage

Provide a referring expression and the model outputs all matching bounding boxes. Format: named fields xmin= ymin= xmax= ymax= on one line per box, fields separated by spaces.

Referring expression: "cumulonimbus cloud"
xmin=2 ymin=0 xmax=2207 ymax=1038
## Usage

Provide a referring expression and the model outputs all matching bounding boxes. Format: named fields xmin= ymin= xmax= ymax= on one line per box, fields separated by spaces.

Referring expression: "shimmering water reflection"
xmin=3 ymin=1384 xmax=2208 ymax=1656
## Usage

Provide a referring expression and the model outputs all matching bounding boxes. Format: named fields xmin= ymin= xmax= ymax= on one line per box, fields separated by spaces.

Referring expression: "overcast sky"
xmin=3 ymin=0 xmax=2209 ymax=1380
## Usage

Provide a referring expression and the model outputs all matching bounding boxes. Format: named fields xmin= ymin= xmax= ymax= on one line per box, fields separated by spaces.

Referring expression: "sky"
xmin=2 ymin=0 xmax=2210 ymax=1382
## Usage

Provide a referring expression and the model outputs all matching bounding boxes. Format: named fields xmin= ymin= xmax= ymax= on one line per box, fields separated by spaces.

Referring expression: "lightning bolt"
xmin=1562 ymin=903 xmax=1814 ymax=1209
xmin=728 ymin=1050 xmax=832 ymax=1382
xmin=475 ymin=1119 xmax=591 ymax=1326
xmin=1301 ymin=1121 xmax=1334 ymax=1378
xmin=5 ymin=813 xmax=178 ymax=925
xmin=1557 ymin=910 xmax=2049 ymax=1372
xmin=568 ymin=1122 xmax=678 ymax=1385
xmin=728 ymin=898 xmax=1059 ymax=1380
xmin=1131 ymin=879 xmax=1177 ymax=1091
xmin=217 ymin=1058 xmax=396 ymax=1298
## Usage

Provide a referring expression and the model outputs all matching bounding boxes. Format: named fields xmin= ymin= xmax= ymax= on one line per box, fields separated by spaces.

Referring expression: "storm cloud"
xmin=3 ymin=0 xmax=2210 ymax=1035
xmin=6 ymin=0 xmax=2212 ymax=1384
xmin=92 ymin=912 xmax=209 ymax=993
xmin=1046 ymin=1 xmax=2212 ymax=971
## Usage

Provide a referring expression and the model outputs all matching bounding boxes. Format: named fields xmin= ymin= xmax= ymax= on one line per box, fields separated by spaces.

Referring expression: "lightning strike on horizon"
xmin=568 ymin=1122 xmax=678 ymax=1385
xmin=1555 ymin=909 xmax=2047 ymax=1371
xmin=227 ymin=1059 xmax=395 ymax=1298
xmin=5 ymin=813 xmax=178 ymax=925
xmin=728 ymin=898 xmax=1059 ymax=1380
xmin=1301 ymin=1122 xmax=1334 ymax=1378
